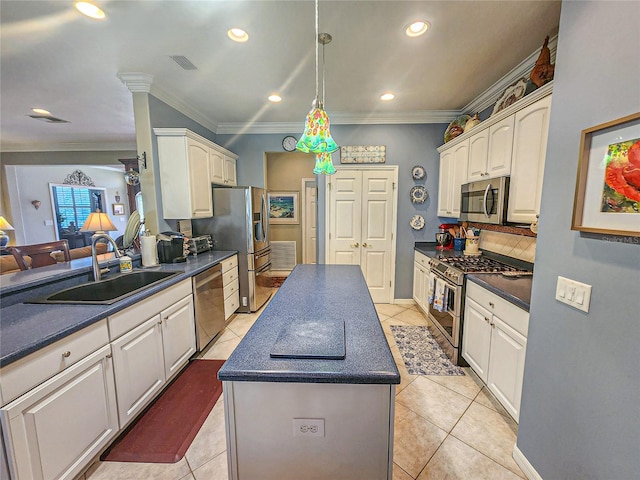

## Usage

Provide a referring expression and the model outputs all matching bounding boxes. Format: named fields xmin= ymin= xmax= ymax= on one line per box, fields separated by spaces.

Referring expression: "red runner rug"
xmin=102 ymin=359 xmax=225 ymax=463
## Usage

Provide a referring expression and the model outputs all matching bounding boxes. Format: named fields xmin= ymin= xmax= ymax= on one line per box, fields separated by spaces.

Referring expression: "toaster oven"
xmin=188 ymin=235 xmax=212 ymax=255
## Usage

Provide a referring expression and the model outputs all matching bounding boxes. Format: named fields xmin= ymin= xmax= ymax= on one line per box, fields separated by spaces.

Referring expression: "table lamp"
xmin=80 ymin=209 xmax=117 ymax=236
xmin=0 ymin=216 xmax=14 ymax=247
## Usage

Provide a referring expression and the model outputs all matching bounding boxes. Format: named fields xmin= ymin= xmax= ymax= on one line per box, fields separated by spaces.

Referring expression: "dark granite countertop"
xmin=218 ymin=264 xmax=401 ymax=385
xmin=0 ymin=250 xmax=237 ymax=367
xmin=414 ymin=242 xmax=533 ymax=311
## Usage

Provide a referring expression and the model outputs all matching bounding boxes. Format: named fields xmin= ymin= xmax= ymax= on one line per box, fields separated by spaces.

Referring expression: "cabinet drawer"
xmin=108 ymin=279 xmax=192 ymax=340
xmin=0 ymin=320 xmax=109 ymax=406
xmin=221 ymin=255 xmax=238 ymax=273
xmin=466 ymin=282 xmax=529 ymax=337
xmin=224 ymin=290 xmax=240 ymax=319
xmin=224 ymin=278 xmax=240 ymax=300
xmin=223 ymin=267 xmax=238 ymax=286
xmin=414 ymin=251 xmax=430 ymax=268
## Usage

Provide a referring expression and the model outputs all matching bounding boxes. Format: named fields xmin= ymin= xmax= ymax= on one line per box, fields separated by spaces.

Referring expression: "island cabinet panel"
xmin=224 ymin=381 xmax=394 ymax=480
xmin=1 ymin=345 xmax=118 ymax=480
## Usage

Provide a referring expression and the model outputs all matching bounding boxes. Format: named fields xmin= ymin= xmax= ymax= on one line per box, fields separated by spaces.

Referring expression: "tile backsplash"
xmin=480 ymin=230 xmax=536 ymax=263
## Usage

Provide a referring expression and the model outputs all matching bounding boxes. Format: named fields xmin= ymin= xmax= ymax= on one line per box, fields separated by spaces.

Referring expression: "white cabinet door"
xmin=1 ymin=346 xmax=118 ymax=480
xmin=161 ymin=295 xmax=196 ymax=379
xmin=467 ymin=129 xmax=489 ymax=182
xmin=187 ymin=139 xmax=213 ymax=218
xmin=225 ymin=156 xmax=237 ymax=186
xmin=437 ymin=149 xmax=453 ymax=216
xmin=111 ymin=316 xmax=165 ymax=428
xmin=413 ymin=262 xmax=426 ymax=311
xmin=487 ymin=115 xmax=514 ymax=178
xmin=210 ymin=149 xmax=225 ymax=185
xmin=487 ymin=316 xmax=527 ymax=422
xmin=508 ymin=95 xmax=552 ymax=223
xmin=450 ymin=140 xmax=469 ymax=217
xmin=462 ymin=298 xmax=492 ymax=383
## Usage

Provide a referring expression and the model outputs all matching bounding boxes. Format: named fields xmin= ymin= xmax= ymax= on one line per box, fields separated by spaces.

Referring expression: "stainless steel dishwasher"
xmin=192 ymin=264 xmax=225 ymax=352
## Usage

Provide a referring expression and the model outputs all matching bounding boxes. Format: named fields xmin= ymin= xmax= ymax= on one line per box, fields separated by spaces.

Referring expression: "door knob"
xmin=351 ymin=242 xmax=359 ymax=248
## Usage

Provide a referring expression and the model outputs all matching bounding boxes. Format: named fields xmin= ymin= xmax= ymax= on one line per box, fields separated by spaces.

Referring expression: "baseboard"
xmin=513 ymin=444 xmax=543 ymax=480
xmin=393 ymin=298 xmax=415 ymax=306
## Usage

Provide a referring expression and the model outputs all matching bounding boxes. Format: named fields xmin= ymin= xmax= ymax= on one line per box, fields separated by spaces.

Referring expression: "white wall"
xmin=5 ymin=165 xmax=129 ymax=244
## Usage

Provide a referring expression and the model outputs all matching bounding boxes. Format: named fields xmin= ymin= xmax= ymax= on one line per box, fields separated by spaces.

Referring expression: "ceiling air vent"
xmin=170 ymin=55 xmax=197 ymax=70
xmin=28 ymin=115 xmax=70 ymax=123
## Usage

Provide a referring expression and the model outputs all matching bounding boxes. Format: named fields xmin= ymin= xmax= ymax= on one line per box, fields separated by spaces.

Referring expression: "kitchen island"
xmin=218 ymin=264 xmax=400 ymax=480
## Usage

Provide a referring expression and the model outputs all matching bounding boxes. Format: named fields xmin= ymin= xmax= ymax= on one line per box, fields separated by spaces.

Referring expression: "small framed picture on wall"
xmin=268 ymin=192 xmax=299 ymax=224
xmin=112 ymin=203 xmax=125 ymax=215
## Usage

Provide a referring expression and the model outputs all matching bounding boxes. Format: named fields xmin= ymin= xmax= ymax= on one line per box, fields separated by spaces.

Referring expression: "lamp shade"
xmin=80 ymin=209 xmax=117 ymax=233
xmin=313 ymin=152 xmax=336 ymax=175
xmin=0 ymin=216 xmax=14 ymax=231
xmin=296 ymin=107 xmax=339 ymax=154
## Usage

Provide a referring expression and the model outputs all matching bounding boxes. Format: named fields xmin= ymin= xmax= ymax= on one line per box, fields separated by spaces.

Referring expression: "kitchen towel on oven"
xmin=433 ymin=278 xmax=446 ymax=312
xmin=427 ymin=271 xmax=436 ymax=305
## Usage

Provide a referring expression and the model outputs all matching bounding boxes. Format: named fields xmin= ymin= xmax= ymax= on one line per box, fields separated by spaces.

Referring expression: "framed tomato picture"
xmin=572 ymin=112 xmax=640 ymax=237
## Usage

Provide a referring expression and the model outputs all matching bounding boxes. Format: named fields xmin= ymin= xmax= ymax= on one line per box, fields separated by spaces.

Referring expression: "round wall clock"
xmin=282 ymin=135 xmax=298 ymax=152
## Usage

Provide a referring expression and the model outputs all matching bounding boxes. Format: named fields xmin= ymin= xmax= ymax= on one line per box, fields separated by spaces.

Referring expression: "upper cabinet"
xmin=437 ymin=83 xmax=552 ymax=223
xmin=210 ymin=148 xmax=238 ymax=186
xmin=155 ymin=128 xmax=239 ymax=219
xmin=507 ymin=94 xmax=552 ymax=223
xmin=438 ymin=139 xmax=469 ymax=218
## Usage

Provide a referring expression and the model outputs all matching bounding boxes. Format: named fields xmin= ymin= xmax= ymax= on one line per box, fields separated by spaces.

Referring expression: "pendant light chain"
xmin=315 ymin=0 xmax=319 ymax=106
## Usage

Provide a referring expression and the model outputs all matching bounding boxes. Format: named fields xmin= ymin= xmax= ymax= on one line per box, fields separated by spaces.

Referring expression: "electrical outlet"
xmin=242 ymin=296 xmax=247 ymax=307
xmin=556 ymin=276 xmax=592 ymax=313
xmin=293 ymin=418 xmax=325 ymax=438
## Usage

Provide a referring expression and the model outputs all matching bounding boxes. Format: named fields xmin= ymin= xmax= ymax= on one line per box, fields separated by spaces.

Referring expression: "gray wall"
xmin=219 ymin=122 xmax=446 ymax=299
xmin=516 ymin=2 xmax=640 ymax=479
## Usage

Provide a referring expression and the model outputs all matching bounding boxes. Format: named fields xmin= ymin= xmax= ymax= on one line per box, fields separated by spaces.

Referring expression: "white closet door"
xmin=329 ymin=170 xmax=362 ymax=265
xmin=361 ymin=170 xmax=395 ymax=303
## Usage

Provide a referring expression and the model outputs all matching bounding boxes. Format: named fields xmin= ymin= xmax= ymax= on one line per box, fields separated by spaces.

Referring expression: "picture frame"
xmin=572 ymin=112 xmax=640 ymax=237
xmin=340 ymin=145 xmax=386 ymax=164
xmin=268 ymin=192 xmax=299 ymax=224
xmin=112 ymin=203 xmax=125 ymax=216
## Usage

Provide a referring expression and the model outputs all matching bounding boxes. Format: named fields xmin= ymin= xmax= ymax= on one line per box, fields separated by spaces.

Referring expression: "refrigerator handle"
xmin=261 ymin=192 xmax=269 ymax=242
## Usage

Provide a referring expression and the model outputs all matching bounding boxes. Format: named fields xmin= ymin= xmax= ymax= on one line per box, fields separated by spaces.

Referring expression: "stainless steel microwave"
xmin=460 ymin=176 xmax=510 ymax=225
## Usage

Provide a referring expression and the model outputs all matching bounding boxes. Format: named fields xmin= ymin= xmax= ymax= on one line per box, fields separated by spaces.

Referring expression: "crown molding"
xmin=0 ymin=141 xmax=137 ymax=153
xmin=117 ymin=72 xmax=154 ymax=93
xmin=463 ymin=35 xmax=558 ymax=115
xmin=148 ymin=84 xmax=220 ymax=134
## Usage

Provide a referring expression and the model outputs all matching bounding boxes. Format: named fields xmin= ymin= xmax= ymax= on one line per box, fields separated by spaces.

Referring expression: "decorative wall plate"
xmin=492 ymin=77 xmax=528 ymax=115
xmin=411 ymin=165 xmax=426 ymax=180
xmin=410 ymin=215 xmax=425 ymax=230
xmin=410 ymin=185 xmax=428 ymax=204
xmin=444 ymin=115 xmax=471 ymax=143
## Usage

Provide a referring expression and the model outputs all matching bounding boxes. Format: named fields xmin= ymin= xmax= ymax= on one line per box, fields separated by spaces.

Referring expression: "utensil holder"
xmin=453 ymin=237 xmax=465 ymax=251
xmin=465 ymin=235 xmax=480 ymax=254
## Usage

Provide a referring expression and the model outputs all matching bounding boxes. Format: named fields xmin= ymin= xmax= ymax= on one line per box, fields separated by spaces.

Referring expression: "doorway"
xmin=301 ymin=178 xmax=317 ymax=264
xmin=324 ymin=165 xmax=398 ymax=303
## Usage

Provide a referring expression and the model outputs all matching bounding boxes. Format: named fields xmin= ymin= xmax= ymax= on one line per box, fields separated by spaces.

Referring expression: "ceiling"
xmin=0 ymin=0 xmax=561 ymax=152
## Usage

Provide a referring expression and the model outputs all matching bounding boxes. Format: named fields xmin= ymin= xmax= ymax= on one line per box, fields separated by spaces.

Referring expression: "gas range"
xmin=428 ymin=254 xmax=531 ymax=286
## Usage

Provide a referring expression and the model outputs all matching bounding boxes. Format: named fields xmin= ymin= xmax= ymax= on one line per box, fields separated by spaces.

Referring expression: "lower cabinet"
xmin=462 ymin=281 xmax=528 ymax=422
xmin=110 ymin=284 xmax=196 ymax=428
xmin=1 ymin=345 xmax=118 ymax=480
xmin=412 ymin=251 xmax=430 ymax=313
xmin=222 ymin=254 xmax=240 ymax=320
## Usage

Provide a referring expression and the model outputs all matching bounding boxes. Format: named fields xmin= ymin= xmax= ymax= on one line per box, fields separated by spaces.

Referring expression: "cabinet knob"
xmin=106 ymin=353 xmax=112 ymax=359
xmin=489 ymin=302 xmax=495 ymax=308
xmin=484 ymin=317 xmax=490 ymax=323
xmin=351 ymin=242 xmax=359 ymax=248
xmin=363 ymin=242 xmax=369 ymax=248
xmin=61 ymin=351 xmax=71 ymax=358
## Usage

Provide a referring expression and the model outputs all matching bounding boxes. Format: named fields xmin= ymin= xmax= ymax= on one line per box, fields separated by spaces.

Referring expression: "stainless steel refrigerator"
xmin=192 ymin=186 xmax=272 ymax=313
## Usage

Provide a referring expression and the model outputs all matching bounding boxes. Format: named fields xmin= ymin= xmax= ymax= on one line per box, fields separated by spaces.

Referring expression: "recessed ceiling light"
xmin=405 ymin=21 xmax=429 ymax=37
xmin=380 ymin=93 xmax=395 ymax=101
xmin=32 ymin=108 xmax=51 ymax=115
xmin=227 ymin=28 xmax=249 ymax=43
xmin=74 ymin=1 xmax=106 ymax=20
xmin=268 ymin=94 xmax=282 ymax=103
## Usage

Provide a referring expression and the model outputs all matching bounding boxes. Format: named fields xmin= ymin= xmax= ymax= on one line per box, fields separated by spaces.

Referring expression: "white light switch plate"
xmin=556 ymin=276 xmax=592 ymax=313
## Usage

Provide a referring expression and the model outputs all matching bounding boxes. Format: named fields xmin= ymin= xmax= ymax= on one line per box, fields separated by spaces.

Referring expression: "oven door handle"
xmin=483 ymin=183 xmax=491 ymax=218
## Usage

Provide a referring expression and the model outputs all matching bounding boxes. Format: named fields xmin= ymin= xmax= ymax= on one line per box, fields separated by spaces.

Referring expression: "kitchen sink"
xmin=28 ymin=271 xmax=182 ymax=305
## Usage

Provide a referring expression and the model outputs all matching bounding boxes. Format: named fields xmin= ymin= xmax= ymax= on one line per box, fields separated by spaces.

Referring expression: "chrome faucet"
xmin=90 ymin=233 xmax=122 ymax=281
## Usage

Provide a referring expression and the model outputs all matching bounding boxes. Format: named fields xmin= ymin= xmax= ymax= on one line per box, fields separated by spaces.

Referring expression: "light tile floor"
xmin=83 ymin=299 xmax=524 ymax=480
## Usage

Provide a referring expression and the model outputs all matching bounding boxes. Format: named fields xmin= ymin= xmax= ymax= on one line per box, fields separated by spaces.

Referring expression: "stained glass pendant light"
xmin=296 ymin=0 xmax=338 ymax=157
xmin=313 ymin=152 xmax=336 ymax=175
